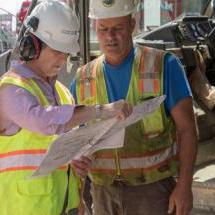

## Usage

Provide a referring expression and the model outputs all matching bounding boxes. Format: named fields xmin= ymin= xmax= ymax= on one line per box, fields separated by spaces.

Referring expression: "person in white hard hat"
xmin=0 ymin=1 xmax=132 ymax=215
xmin=70 ymin=0 xmax=197 ymax=214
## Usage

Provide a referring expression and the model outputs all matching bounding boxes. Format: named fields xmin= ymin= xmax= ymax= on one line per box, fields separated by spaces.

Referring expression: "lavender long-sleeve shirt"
xmin=0 ymin=61 xmax=75 ymax=136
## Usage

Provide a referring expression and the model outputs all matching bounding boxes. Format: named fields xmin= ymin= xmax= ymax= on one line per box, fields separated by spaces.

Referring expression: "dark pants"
xmin=91 ymin=177 xmax=176 ymax=215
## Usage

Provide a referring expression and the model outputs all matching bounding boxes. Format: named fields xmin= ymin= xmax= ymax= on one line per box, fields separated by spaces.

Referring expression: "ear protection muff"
xmin=19 ymin=16 xmax=41 ymax=61
xmin=19 ymin=33 xmax=42 ymax=61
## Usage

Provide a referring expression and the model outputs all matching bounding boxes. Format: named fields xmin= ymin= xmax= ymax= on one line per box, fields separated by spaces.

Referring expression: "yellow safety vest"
xmin=76 ymin=46 xmax=179 ymax=186
xmin=0 ymin=70 xmax=80 ymax=215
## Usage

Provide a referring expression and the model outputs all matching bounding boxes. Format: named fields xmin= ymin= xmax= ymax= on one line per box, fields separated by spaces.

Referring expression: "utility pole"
xmin=78 ymin=0 xmax=90 ymax=64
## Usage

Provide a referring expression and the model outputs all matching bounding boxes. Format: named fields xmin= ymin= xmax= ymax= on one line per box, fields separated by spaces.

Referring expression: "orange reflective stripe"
xmin=138 ymin=79 xmax=144 ymax=95
xmin=0 ymin=152 xmax=68 ymax=173
xmin=138 ymin=47 xmax=163 ymax=95
xmin=95 ymin=145 xmax=174 ymax=159
xmin=121 ymin=155 xmax=178 ymax=173
xmin=90 ymin=79 xmax=96 ymax=97
xmin=79 ymin=57 xmax=101 ymax=101
xmin=92 ymin=58 xmax=98 ymax=78
xmin=90 ymin=59 xmax=99 ymax=97
xmin=138 ymin=52 xmax=144 ymax=95
xmin=59 ymin=166 xmax=67 ymax=170
xmin=0 ymin=166 xmax=38 ymax=173
xmin=91 ymin=144 xmax=178 ymax=170
xmin=90 ymin=156 xmax=178 ymax=175
xmin=154 ymin=79 xmax=160 ymax=93
xmin=0 ymin=149 xmax=46 ymax=158
xmin=154 ymin=51 xmax=162 ymax=94
xmin=0 ymin=153 xmax=44 ymax=169
xmin=0 ymin=166 xmax=67 ymax=173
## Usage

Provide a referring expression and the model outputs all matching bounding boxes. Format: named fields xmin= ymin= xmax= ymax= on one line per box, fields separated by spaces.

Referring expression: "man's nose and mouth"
xmin=105 ymin=41 xmax=118 ymax=49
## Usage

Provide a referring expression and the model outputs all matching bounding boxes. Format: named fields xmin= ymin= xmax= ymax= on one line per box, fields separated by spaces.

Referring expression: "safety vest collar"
xmin=77 ymin=47 xmax=165 ymax=105
xmin=0 ymin=70 xmax=74 ymax=106
xmin=0 ymin=70 xmax=49 ymax=106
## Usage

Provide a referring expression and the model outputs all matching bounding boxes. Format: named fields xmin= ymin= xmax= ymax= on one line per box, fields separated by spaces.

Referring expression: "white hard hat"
xmin=89 ymin=0 xmax=137 ymax=19
xmin=24 ymin=0 xmax=80 ymax=54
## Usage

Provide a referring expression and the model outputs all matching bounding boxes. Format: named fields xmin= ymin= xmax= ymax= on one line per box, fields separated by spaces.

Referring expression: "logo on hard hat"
xmin=102 ymin=0 xmax=115 ymax=7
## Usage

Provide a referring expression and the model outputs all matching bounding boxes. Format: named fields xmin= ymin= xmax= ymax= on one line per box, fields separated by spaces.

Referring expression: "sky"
xmin=0 ymin=0 xmax=24 ymax=15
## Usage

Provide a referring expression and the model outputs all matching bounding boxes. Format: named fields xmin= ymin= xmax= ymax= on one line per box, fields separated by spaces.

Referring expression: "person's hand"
xmin=71 ymin=156 xmax=92 ymax=178
xmin=168 ymin=184 xmax=193 ymax=215
xmin=100 ymin=100 xmax=133 ymax=120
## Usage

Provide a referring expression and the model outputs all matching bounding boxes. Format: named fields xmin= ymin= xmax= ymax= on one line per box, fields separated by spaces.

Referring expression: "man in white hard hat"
xmin=0 ymin=1 xmax=132 ymax=215
xmin=70 ymin=0 xmax=197 ymax=214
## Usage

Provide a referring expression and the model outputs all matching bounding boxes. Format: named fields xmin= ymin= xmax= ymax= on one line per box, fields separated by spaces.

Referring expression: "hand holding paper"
xmin=31 ymin=96 xmax=165 ymax=177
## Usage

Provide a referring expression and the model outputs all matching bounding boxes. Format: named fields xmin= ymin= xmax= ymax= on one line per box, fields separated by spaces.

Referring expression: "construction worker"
xmin=0 ymin=1 xmax=132 ymax=215
xmin=70 ymin=0 xmax=198 ymax=214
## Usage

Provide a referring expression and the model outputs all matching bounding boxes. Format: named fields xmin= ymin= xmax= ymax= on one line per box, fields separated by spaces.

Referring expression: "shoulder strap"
xmin=136 ymin=46 xmax=167 ymax=96
xmin=0 ymin=70 xmax=49 ymax=106
xmin=76 ymin=56 xmax=104 ymax=103
xmin=55 ymin=81 xmax=74 ymax=105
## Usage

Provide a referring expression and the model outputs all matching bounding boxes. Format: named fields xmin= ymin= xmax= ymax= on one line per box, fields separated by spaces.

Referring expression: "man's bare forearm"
xmin=177 ymin=127 xmax=197 ymax=188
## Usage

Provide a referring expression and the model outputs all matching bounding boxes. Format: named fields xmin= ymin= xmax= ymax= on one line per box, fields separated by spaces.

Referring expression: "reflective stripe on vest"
xmin=0 ymin=149 xmax=67 ymax=173
xmin=138 ymin=47 xmax=162 ymax=96
xmin=91 ymin=143 xmax=177 ymax=171
xmin=77 ymin=56 xmax=104 ymax=105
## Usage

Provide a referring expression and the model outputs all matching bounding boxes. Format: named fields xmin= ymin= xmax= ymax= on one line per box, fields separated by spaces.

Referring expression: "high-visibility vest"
xmin=76 ymin=46 xmax=179 ymax=186
xmin=0 ymin=70 xmax=80 ymax=215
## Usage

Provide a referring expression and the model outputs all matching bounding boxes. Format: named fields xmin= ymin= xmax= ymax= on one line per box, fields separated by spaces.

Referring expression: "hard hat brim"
xmin=32 ymin=31 xmax=80 ymax=54
xmin=89 ymin=9 xmax=134 ymax=19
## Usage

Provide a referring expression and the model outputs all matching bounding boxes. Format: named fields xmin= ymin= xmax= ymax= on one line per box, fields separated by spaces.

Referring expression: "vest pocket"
xmin=141 ymin=108 xmax=164 ymax=136
xmin=14 ymin=176 xmax=56 ymax=215
xmin=17 ymin=176 xmax=53 ymax=196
